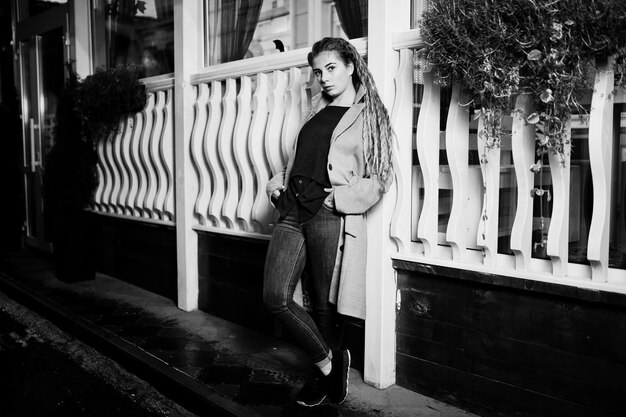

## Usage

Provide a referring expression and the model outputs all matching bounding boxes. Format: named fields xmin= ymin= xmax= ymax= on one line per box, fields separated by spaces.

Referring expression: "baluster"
xmin=101 ymin=130 xmax=116 ymax=213
xmin=282 ymin=67 xmax=302 ymax=164
xmin=510 ymin=94 xmax=535 ymax=270
xmin=217 ymin=78 xmax=239 ymax=229
xmin=111 ymin=120 xmax=127 ymax=214
xmin=136 ymin=93 xmax=155 ymax=217
xmin=301 ymin=67 xmax=314 ymax=120
xmin=389 ymin=48 xmax=414 ymax=252
xmin=249 ymin=73 xmax=273 ymax=233
xmin=415 ymin=69 xmax=441 ymax=257
xmin=161 ymin=89 xmax=175 ymax=221
xmin=547 ymin=123 xmax=571 ymax=276
xmin=191 ymin=84 xmax=210 ymax=225
xmin=150 ymin=90 xmax=167 ymax=219
xmin=129 ymin=109 xmax=146 ymax=217
xmin=119 ymin=116 xmax=136 ymax=216
xmin=445 ymin=83 xmax=473 ymax=260
xmin=588 ymin=56 xmax=615 ymax=282
xmin=142 ymin=93 xmax=158 ymax=219
xmin=265 ymin=70 xmax=288 ymax=175
xmin=206 ymin=80 xmax=224 ymax=227
xmin=476 ymin=116 xmax=501 ymax=266
xmin=94 ymin=137 xmax=107 ymax=212
xmin=233 ymin=76 xmax=254 ymax=231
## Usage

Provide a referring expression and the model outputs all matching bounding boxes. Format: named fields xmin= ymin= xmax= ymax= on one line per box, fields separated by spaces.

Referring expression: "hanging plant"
xmin=45 ymin=63 xmax=147 ymax=214
xmin=77 ymin=64 xmax=147 ymax=142
xmin=420 ymin=0 xmax=626 ymax=163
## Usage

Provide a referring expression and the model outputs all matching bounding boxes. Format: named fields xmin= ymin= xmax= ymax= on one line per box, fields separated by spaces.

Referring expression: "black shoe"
xmin=296 ymin=371 xmax=327 ymax=407
xmin=326 ymin=349 xmax=350 ymax=404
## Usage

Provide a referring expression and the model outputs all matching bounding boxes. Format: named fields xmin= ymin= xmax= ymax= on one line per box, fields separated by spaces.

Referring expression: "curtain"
xmin=333 ymin=0 xmax=368 ymax=39
xmin=219 ymin=0 xmax=263 ymax=63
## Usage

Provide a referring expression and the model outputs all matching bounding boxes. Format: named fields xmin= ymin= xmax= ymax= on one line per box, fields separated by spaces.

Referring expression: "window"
xmin=203 ymin=0 xmax=349 ymax=66
xmin=91 ymin=0 xmax=174 ymax=78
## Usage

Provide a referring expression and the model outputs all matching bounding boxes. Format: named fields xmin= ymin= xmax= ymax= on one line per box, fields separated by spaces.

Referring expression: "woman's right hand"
xmin=266 ymin=170 xmax=286 ymax=200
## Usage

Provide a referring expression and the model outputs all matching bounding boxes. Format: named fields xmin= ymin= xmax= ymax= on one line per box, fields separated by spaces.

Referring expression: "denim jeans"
xmin=263 ymin=205 xmax=342 ymax=364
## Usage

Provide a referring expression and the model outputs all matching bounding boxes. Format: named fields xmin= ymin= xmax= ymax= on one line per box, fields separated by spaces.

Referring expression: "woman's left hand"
xmin=323 ymin=188 xmax=335 ymax=210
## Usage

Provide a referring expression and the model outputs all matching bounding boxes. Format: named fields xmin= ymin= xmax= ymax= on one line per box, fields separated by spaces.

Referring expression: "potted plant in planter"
xmin=44 ymin=64 xmax=145 ymax=282
xmin=420 ymin=0 xmax=626 ymax=252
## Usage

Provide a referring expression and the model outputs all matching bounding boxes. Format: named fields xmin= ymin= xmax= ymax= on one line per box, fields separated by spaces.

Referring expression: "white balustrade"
xmin=189 ymin=64 xmax=317 ymax=237
xmin=389 ymin=32 xmax=625 ymax=289
xmin=92 ymin=79 xmax=176 ymax=225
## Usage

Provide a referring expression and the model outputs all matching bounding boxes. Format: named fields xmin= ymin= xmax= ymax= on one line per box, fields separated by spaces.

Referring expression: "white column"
xmin=174 ymin=0 xmax=202 ymax=311
xmin=364 ymin=0 xmax=410 ymax=389
xmin=71 ymin=0 xmax=92 ymax=77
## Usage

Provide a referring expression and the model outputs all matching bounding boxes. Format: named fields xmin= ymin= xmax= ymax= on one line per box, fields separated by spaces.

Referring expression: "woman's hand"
xmin=323 ymin=188 xmax=335 ymax=210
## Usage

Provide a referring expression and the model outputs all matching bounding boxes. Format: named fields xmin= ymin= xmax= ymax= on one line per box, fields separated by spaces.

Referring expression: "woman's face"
xmin=311 ymin=51 xmax=354 ymax=103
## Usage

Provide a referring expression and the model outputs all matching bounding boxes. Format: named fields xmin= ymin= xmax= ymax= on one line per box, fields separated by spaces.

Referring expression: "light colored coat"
xmin=267 ymin=86 xmax=391 ymax=319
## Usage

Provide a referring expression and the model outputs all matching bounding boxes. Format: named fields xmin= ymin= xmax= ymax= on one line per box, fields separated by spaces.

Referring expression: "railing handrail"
xmin=392 ymin=28 xmax=426 ymax=50
xmin=140 ymin=73 xmax=175 ymax=93
xmin=190 ymin=38 xmax=368 ymax=85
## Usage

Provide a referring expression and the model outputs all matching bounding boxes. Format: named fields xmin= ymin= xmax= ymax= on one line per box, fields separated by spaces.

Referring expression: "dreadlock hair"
xmin=308 ymin=37 xmax=395 ymax=184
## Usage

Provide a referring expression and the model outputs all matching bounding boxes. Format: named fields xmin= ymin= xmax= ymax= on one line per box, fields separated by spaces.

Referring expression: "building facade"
xmin=4 ymin=1 xmax=626 ymax=415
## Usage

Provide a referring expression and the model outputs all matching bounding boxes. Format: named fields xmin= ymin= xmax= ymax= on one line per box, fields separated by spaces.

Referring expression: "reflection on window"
xmin=610 ymin=106 xmax=626 ymax=269
xmin=204 ymin=0 xmax=349 ymax=66
xmin=18 ymin=0 xmax=67 ymax=20
xmin=91 ymin=0 xmax=174 ymax=78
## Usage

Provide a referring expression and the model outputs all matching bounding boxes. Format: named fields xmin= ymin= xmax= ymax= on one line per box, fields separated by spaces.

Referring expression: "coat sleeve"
xmin=333 ymin=173 xmax=393 ymax=215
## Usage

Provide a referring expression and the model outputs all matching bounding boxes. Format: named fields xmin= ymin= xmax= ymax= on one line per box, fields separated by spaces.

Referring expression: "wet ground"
xmin=0 ymin=250 xmax=479 ymax=417
xmin=0 ymin=291 xmax=196 ymax=417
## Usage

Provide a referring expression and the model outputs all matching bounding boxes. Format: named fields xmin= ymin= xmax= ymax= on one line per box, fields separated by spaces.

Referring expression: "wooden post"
xmin=365 ymin=0 xmax=410 ymax=390
xmin=174 ymin=0 xmax=201 ymax=311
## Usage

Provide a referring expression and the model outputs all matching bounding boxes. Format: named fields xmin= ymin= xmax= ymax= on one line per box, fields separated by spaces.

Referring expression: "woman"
xmin=263 ymin=37 xmax=395 ymax=407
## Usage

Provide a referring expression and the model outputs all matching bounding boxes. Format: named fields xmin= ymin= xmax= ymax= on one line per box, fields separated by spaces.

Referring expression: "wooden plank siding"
xmin=395 ymin=260 xmax=626 ymax=417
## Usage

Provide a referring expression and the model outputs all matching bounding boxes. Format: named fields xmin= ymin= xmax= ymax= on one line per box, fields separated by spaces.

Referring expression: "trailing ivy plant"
xmin=420 ymin=0 xmax=626 ymax=164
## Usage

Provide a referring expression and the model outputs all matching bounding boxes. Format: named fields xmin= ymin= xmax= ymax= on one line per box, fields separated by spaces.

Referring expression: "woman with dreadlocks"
xmin=263 ymin=37 xmax=395 ymax=407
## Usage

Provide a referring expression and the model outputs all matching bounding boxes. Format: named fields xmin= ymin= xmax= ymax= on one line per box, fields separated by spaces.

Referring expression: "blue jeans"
xmin=263 ymin=205 xmax=342 ymax=364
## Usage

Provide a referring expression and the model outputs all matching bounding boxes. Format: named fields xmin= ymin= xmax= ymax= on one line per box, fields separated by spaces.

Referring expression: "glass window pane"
xmin=204 ymin=0 xmax=350 ymax=66
xmin=497 ymin=117 xmax=516 ymax=255
xmin=610 ymin=105 xmax=626 ymax=269
xmin=91 ymin=0 xmax=174 ymax=78
xmin=18 ymin=0 xmax=67 ymax=20
xmin=568 ymin=116 xmax=592 ymax=265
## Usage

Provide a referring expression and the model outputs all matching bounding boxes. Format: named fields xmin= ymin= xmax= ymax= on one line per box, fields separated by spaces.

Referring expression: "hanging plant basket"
xmin=420 ymin=0 xmax=626 ymax=163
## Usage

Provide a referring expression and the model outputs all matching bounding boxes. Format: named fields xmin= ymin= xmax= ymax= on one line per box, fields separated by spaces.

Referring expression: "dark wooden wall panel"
xmin=395 ymin=263 xmax=626 ymax=417
xmin=197 ymin=231 xmax=365 ymax=371
xmin=94 ymin=214 xmax=177 ymax=301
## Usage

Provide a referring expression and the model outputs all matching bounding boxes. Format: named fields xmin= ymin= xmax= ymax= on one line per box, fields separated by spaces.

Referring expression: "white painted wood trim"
xmin=233 ymin=75 xmax=255 ymax=232
xmin=364 ymin=0 xmax=410 ymax=391
xmin=174 ymin=0 xmax=202 ymax=312
xmin=218 ymin=78 xmax=241 ymax=230
xmin=190 ymin=38 xmax=367 ymax=85
xmin=415 ymin=69 xmax=441 ymax=257
xmin=191 ymin=84 xmax=211 ymax=226
xmin=510 ymin=94 xmax=535 ymax=270
xmin=587 ymin=57 xmax=615 ymax=282
xmin=547 ymin=123 xmax=571 ymax=277
xmin=389 ymin=48 xmax=414 ymax=252
xmin=445 ymin=84 xmax=471 ymax=261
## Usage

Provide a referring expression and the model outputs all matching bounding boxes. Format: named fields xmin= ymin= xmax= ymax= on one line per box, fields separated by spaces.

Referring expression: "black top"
xmin=277 ymin=105 xmax=350 ymax=222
